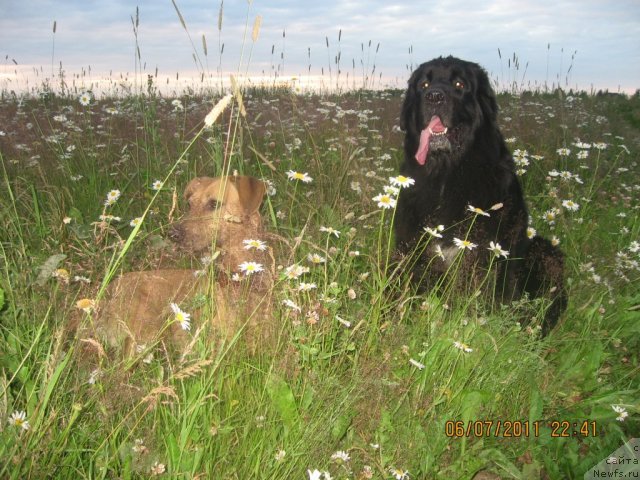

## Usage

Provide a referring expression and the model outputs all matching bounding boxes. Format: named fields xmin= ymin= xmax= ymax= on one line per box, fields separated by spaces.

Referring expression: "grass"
xmin=0 ymin=81 xmax=639 ymax=480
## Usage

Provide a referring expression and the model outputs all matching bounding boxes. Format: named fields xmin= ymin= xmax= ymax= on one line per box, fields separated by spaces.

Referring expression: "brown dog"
xmin=93 ymin=175 xmax=274 ymax=355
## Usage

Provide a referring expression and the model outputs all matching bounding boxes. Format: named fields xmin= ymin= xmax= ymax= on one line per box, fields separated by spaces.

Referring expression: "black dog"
xmin=394 ymin=56 xmax=566 ymax=335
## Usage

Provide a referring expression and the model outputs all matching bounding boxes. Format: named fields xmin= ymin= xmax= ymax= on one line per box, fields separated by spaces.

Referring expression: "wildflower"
xmin=284 ymin=264 xmax=310 ymax=279
xmin=373 ymin=193 xmax=397 ymax=209
xmin=612 ymin=405 xmax=628 ymax=422
xmin=286 ymin=170 xmax=313 ymax=183
xmin=307 ymin=253 xmax=326 ymax=265
xmin=336 ymin=316 xmax=351 ymax=328
xmin=453 ymin=341 xmax=473 ymax=353
xmin=79 ymin=92 xmax=91 ymax=106
xmin=361 ymin=466 xmax=374 ymax=479
xmin=551 ymin=236 xmax=560 ymax=247
xmin=331 ymin=450 xmax=351 ymax=464
xmin=171 ymin=99 xmax=184 ymax=111
xmin=434 ymin=245 xmax=445 ymax=261
xmin=130 ymin=217 xmax=143 ymax=228
xmin=383 ymin=185 xmax=400 ymax=197
xmin=424 ymin=225 xmax=444 ymax=238
xmin=152 ymin=180 xmax=164 ymax=190
xmin=150 ymin=461 xmax=166 ymax=476
xmin=389 ymin=467 xmax=410 ymax=480
xmin=409 ymin=358 xmax=425 ymax=370
xmin=629 ymin=241 xmax=640 ymax=253
xmin=239 ymin=261 xmax=264 ymax=275
xmin=275 ymin=449 xmax=286 ymax=462
xmin=298 ymin=282 xmax=317 ymax=292
xmin=320 ymin=226 xmax=340 ymax=238
xmin=170 ymin=303 xmax=191 ymax=331
xmin=204 ymin=93 xmax=233 ymax=127
xmin=76 ymin=298 xmax=96 ymax=313
xmin=282 ymin=299 xmax=302 ymax=312
xmin=487 ymin=241 xmax=509 ymax=258
xmin=88 ymin=368 xmax=102 ymax=385
xmin=243 ymin=239 xmax=267 ymax=251
xmin=350 ymin=181 xmax=362 ymax=193
xmin=389 ymin=175 xmax=415 ymax=188
xmin=542 ymin=208 xmax=559 ymax=225
xmin=264 ymin=179 xmax=276 ymax=196
xmin=593 ymin=142 xmax=608 ymax=150
xmin=50 ymin=269 xmax=70 ymax=285
xmin=562 ymin=199 xmax=580 ymax=212
xmin=99 ymin=214 xmax=121 ymax=222
xmin=453 ymin=237 xmax=477 ymax=251
xmin=104 ymin=189 xmax=121 ymax=207
xmin=526 ymin=227 xmax=537 ymax=239
xmin=8 ymin=411 xmax=30 ymax=431
xmin=467 ymin=205 xmax=490 ymax=217
xmin=132 ymin=439 xmax=148 ymax=455
xmin=307 ymin=470 xmax=323 ymax=480
xmin=556 ymin=147 xmax=571 ymax=156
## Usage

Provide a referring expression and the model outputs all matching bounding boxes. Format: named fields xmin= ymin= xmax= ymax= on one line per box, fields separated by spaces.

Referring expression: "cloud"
xmin=1 ymin=0 xmax=638 ymax=92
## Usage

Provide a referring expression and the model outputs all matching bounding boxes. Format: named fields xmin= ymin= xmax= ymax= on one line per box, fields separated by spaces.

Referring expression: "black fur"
xmin=394 ymin=56 xmax=566 ymax=335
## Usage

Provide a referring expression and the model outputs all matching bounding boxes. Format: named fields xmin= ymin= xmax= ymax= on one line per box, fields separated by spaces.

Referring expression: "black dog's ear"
xmin=472 ymin=64 xmax=498 ymax=125
xmin=400 ymin=68 xmax=421 ymax=134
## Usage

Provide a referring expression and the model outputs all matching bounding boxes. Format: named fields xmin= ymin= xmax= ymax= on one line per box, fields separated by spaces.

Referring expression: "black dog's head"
xmin=401 ymin=56 xmax=499 ymax=168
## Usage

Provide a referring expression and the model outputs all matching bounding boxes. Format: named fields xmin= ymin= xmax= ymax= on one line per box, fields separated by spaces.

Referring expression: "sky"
xmin=1 ymin=0 xmax=639 ymax=94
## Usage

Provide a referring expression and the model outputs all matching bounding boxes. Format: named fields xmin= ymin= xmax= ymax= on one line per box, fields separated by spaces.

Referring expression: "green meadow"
xmin=0 ymin=80 xmax=639 ymax=480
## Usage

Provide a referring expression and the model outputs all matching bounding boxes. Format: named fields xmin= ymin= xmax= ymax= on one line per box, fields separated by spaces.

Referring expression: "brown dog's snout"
xmin=168 ymin=224 xmax=185 ymax=244
xmin=425 ymin=88 xmax=445 ymax=104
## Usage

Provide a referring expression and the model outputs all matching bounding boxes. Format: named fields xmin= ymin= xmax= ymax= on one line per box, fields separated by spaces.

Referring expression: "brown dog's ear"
xmin=231 ymin=176 xmax=266 ymax=214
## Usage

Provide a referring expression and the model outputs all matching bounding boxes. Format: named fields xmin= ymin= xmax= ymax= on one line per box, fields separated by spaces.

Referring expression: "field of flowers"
xmin=0 ymin=85 xmax=638 ymax=479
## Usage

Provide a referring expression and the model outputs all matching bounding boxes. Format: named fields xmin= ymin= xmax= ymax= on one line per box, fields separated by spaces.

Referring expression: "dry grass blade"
xmin=252 ymin=15 xmax=262 ymax=43
xmin=142 ymin=386 xmax=178 ymax=412
xmin=171 ymin=0 xmax=187 ymax=31
xmin=230 ymin=75 xmax=246 ymax=117
xmin=204 ymin=93 xmax=233 ymax=126
xmin=173 ymin=359 xmax=214 ymax=380
xmin=249 ymin=146 xmax=276 ymax=172
xmin=218 ymin=1 xmax=224 ymax=31
xmin=80 ymin=338 xmax=107 ymax=359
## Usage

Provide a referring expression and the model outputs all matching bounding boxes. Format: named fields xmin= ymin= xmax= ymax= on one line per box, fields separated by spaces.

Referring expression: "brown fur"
xmin=91 ymin=175 xmax=275 ymax=355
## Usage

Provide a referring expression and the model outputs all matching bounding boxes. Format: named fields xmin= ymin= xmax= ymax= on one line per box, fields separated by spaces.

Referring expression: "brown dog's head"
xmin=169 ymin=176 xmax=266 ymax=255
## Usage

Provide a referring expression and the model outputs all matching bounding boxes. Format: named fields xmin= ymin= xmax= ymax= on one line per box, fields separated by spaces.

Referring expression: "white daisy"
xmin=170 ymin=303 xmax=191 ymax=331
xmin=389 ymin=175 xmax=415 ymax=188
xmin=453 ymin=237 xmax=477 ymax=250
xmin=243 ymin=239 xmax=267 ymax=251
xmin=286 ymin=170 xmax=313 ymax=183
xmin=238 ymin=261 xmax=264 ymax=275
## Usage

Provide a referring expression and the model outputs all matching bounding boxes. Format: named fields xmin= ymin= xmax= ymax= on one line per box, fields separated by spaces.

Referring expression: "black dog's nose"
xmin=425 ymin=89 xmax=445 ymax=104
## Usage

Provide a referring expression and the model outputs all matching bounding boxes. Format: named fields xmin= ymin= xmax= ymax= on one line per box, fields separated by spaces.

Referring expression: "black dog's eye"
xmin=421 ymin=81 xmax=430 ymax=89
xmin=207 ymin=199 xmax=221 ymax=210
xmin=454 ymin=80 xmax=465 ymax=90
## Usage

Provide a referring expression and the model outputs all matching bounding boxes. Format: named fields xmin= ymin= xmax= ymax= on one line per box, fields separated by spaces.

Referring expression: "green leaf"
xmin=266 ymin=374 xmax=299 ymax=434
xmin=34 ymin=254 xmax=67 ymax=286
xmin=529 ymin=386 xmax=543 ymax=426
xmin=331 ymin=410 xmax=354 ymax=441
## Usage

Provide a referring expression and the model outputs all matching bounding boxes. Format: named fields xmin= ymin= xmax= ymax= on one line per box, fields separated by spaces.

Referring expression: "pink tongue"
xmin=415 ymin=116 xmax=446 ymax=165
